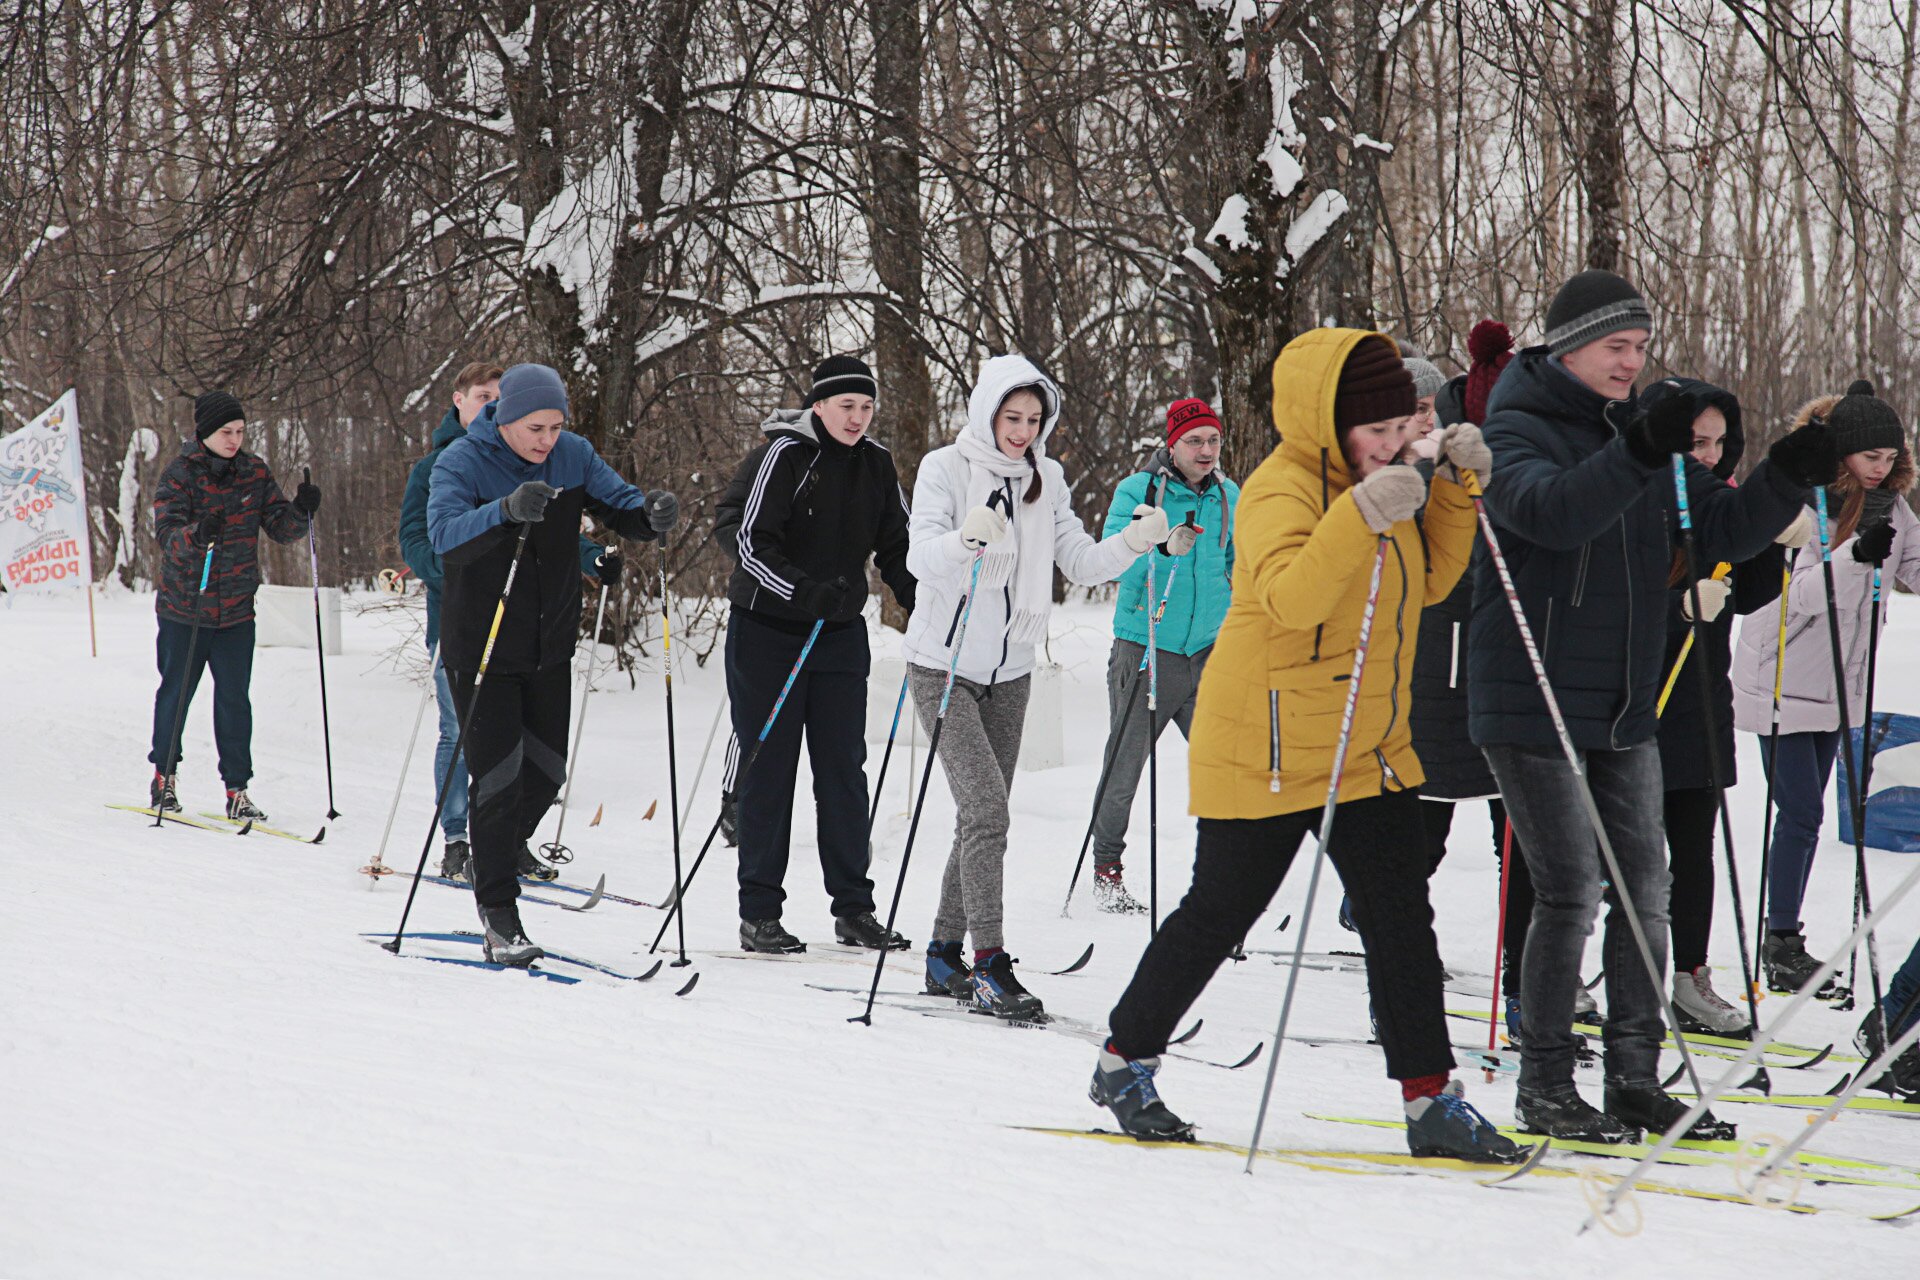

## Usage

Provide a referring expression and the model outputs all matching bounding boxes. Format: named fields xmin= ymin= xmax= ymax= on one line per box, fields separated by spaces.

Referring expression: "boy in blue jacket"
xmin=1087 ymin=398 xmax=1236 ymax=911
xmin=426 ymin=363 xmax=677 ymax=964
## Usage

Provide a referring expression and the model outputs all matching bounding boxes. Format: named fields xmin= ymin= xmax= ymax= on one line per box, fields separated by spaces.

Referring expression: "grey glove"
xmin=502 ymin=480 xmax=559 ymax=525
xmin=1350 ymin=465 xmax=1427 ymax=533
xmin=1432 ymin=422 xmax=1492 ymax=488
xmin=645 ymin=489 xmax=679 ymax=533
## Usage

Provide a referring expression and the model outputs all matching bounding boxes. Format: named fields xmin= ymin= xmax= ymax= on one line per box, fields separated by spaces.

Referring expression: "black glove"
xmin=1623 ymin=390 xmax=1697 ymax=468
xmin=501 ymin=480 xmax=558 ymax=524
xmin=1860 ymin=487 xmax=1899 ymax=532
xmin=1853 ymin=520 xmax=1896 ymax=566
xmin=293 ymin=480 xmax=322 ymax=516
xmin=645 ymin=490 xmax=679 ymax=533
xmin=795 ymin=575 xmax=853 ymax=619
xmin=595 ymin=550 xmax=623 ymax=586
xmin=1768 ymin=418 xmax=1838 ymax=489
xmin=192 ymin=512 xmax=222 ymax=546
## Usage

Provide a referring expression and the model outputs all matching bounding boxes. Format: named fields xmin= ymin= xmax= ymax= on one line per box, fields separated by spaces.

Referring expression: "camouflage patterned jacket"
xmin=153 ymin=441 xmax=309 ymax=628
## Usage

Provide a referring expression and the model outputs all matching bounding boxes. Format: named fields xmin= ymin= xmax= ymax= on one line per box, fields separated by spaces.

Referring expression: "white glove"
xmin=1164 ymin=519 xmax=1202 ymax=557
xmin=1122 ymin=504 xmax=1171 ymax=554
xmin=1680 ymin=577 xmax=1731 ymax=623
xmin=1432 ymin=422 xmax=1493 ymax=487
xmin=1350 ymin=466 xmax=1427 ymax=533
xmin=959 ymin=503 xmax=1008 ymax=551
xmin=1775 ymin=509 xmax=1815 ymax=549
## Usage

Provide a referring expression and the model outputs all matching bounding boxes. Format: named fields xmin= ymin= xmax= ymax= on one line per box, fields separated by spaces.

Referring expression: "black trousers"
xmin=149 ymin=618 xmax=255 ymax=787
xmin=1663 ymin=786 xmax=1720 ymax=974
xmin=450 ymin=662 xmax=570 ymax=909
xmin=725 ymin=612 xmax=875 ymax=922
xmin=1423 ymin=796 xmax=1533 ymax=993
xmin=1109 ymin=789 xmax=1455 ymax=1081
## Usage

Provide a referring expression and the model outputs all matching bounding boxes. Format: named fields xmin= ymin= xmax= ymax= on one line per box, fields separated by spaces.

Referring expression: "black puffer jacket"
xmin=1647 ymin=378 xmax=1787 ymax=791
xmin=1470 ymin=351 xmax=1807 ymax=751
xmin=714 ymin=408 xmax=914 ymax=623
xmin=152 ymin=442 xmax=309 ymax=628
xmin=1411 ymin=374 xmax=1497 ymax=799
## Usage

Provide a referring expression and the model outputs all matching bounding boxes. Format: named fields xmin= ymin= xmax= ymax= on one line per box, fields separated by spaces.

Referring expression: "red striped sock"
xmin=974 ymin=946 xmax=1005 ymax=965
xmin=1401 ymin=1073 xmax=1449 ymax=1102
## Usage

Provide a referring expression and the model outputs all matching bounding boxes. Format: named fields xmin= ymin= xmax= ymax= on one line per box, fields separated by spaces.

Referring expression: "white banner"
xmin=0 ymin=390 xmax=94 ymax=593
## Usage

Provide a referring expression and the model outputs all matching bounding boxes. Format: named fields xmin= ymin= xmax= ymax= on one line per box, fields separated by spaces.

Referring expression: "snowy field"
xmin=8 ymin=585 xmax=1920 ymax=1279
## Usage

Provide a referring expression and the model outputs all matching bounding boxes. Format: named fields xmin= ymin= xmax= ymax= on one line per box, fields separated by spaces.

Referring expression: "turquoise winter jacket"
xmin=1104 ymin=450 xmax=1237 ymax=655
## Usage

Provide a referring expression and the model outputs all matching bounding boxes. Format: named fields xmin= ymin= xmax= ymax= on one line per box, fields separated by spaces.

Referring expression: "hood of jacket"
xmin=760 ymin=406 xmax=822 ymax=446
xmin=430 ymin=408 xmax=465 ymax=451
xmin=1640 ymin=377 xmax=1743 ymax=480
xmin=1269 ymin=326 xmax=1397 ymax=505
xmin=963 ymin=354 xmax=1060 ymax=454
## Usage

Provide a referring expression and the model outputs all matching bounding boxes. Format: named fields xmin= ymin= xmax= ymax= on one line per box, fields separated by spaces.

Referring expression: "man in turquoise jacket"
xmin=1089 ymin=398 xmax=1238 ymax=912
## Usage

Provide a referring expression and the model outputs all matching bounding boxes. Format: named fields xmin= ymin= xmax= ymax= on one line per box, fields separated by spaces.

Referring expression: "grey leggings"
xmin=909 ymin=664 xmax=1031 ymax=950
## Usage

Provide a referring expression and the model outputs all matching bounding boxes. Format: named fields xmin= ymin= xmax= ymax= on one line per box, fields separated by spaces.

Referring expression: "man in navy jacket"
xmin=427 ymin=363 xmax=677 ymax=965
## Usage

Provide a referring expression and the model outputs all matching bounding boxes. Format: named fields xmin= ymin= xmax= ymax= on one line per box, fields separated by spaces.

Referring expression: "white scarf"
xmin=955 ymin=409 xmax=1057 ymax=646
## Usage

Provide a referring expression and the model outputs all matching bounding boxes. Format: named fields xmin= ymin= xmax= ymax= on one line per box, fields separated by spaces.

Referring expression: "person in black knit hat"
xmin=714 ymin=355 xmax=917 ymax=954
xmin=148 ymin=391 xmax=321 ymax=822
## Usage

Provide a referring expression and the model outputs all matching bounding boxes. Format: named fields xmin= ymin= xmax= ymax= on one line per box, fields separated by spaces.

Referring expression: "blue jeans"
xmin=1757 ymin=730 xmax=1842 ymax=932
xmin=150 ymin=618 xmax=255 ymax=787
xmin=1887 ymin=936 xmax=1920 ymax=1041
xmin=1483 ymin=740 xmax=1671 ymax=1094
xmin=433 ymin=661 xmax=469 ymax=841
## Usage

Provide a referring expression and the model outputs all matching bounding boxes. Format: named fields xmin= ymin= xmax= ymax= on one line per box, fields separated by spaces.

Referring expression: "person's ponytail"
xmin=1024 ymin=446 xmax=1043 ymax=504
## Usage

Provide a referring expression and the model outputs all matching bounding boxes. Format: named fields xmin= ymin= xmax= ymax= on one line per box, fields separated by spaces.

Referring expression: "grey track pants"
xmin=909 ymin=663 xmax=1031 ymax=951
xmin=1091 ymin=639 xmax=1209 ymax=866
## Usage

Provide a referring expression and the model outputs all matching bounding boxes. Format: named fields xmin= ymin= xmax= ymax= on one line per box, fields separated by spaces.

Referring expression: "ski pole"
xmin=540 ymin=571 xmax=613 ymax=866
xmin=866 ymin=670 xmax=911 ymax=858
xmin=1850 ymin=558 xmax=1890 ymax=1036
xmin=1813 ymin=484 xmax=1888 ymax=1026
xmin=1671 ymin=457 xmax=1767 ymax=1090
xmin=675 ymin=697 xmax=728 ymax=854
xmin=1655 ymin=561 xmax=1729 ymax=718
xmin=1485 ymin=817 xmax=1515 ymax=1080
xmin=361 ymin=641 xmax=442 ymax=882
xmin=1144 ymin=534 xmax=1160 ymax=939
xmin=383 ymin=522 xmax=535 ymax=955
xmin=154 ymin=542 xmax=218 ymax=828
xmin=1752 ymin=565 xmax=1792 ymax=1001
xmin=1461 ymin=469 xmax=1708 ymax=1101
xmin=658 ymin=557 xmax=690 ymax=967
xmin=851 ymin=519 xmax=999 ymax=1026
xmin=1244 ymin=534 xmax=1389 ymax=1172
xmin=648 ymin=619 xmax=825 ymax=954
xmin=305 ymin=468 xmax=340 ymax=820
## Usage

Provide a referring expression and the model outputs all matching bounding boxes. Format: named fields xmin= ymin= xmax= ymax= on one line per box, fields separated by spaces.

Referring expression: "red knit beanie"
xmin=1167 ymin=397 xmax=1222 ymax=446
xmin=1463 ymin=320 xmax=1515 ymax=424
xmin=1334 ymin=336 xmax=1416 ymax=432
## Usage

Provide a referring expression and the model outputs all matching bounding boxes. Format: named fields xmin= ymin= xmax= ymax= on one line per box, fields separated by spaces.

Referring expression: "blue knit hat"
xmin=494 ymin=363 xmax=569 ymax=425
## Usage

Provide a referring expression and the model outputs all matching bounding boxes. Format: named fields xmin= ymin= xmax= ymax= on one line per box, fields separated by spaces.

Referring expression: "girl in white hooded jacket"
xmin=905 ymin=354 xmax=1168 ymax=1018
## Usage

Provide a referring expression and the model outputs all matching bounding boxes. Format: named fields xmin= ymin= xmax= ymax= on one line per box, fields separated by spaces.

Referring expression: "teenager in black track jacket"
xmin=712 ymin=355 xmax=915 ymax=954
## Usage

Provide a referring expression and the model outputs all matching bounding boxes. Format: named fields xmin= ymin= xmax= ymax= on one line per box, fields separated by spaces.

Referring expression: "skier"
xmin=907 ymin=353 xmax=1164 ymax=1018
xmin=712 ymin=355 xmax=917 ymax=954
xmin=1085 ymin=397 xmax=1234 ymax=913
xmin=1731 ymin=380 xmax=1920 ymax=995
xmin=1089 ymin=328 xmax=1523 ymax=1162
xmin=1471 ymin=269 xmax=1828 ymax=1142
xmin=426 ymin=363 xmax=678 ymax=965
xmin=398 ymin=360 xmax=611 ymax=883
xmin=149 ymin=391 xmax=320 ymax=822
xmin=1645 ymin=378 xmax=1806 ymax=1034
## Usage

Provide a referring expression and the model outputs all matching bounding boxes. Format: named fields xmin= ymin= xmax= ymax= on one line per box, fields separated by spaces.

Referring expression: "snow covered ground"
xmin=8 ymin=586 xmax=1920 ymax=1279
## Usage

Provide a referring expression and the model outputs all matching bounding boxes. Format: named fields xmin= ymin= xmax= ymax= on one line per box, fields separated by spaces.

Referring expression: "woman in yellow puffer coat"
xmin=1088 ymin=329 xmax=1521 ymax=1162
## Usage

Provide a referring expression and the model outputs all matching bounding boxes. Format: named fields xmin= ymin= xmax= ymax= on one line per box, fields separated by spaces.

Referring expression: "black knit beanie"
xmin=1334 ymin=336 xmax=1416 ymax=432
xmin=194 ymin=391 xmax=245 ymax=440
xmin=1828 ymin=380 xmax=1906 ymax=457
xmin=1544 ymin=269 xmax=1655 ymax=355
xmin=805 ymin=355 xmax=878 ymax=406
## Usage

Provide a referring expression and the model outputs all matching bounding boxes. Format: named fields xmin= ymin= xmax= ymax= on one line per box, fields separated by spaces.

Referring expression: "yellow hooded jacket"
xmin=1188 ymin=328 xmax=1479 ymax=819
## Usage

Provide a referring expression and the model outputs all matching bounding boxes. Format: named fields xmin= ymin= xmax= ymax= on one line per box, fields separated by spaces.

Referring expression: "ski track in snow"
xmin=8 ymin=590 xmax=1920 ymax=1278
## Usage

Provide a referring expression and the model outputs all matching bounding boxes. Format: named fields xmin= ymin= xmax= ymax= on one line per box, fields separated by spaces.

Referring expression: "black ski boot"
xmin=1856 ymin=1009 xmax=1920 ymax=1096
xmin=1405 ymin=1081 xmax=1528 ymax=1163
xmin=1090 ymin=1043 xmax=1195 ymax=1142
xmin=150 ymin=771 xmax=182 ymax=814
xmin=925 ymin=940 xmax=972 ymax=998
xmin=971 ymin=952 xmax=1045 ymax=1021
xmin=476 ymin=902 xmax=543 ymax=968
xmin=719 ymin=790 xmax=740 ymax=848
xmin=1762 ymin=930 xmax=1834 ymax=996
xmin=515 ymin=842 xmax=559 ymax=882
xmin=1514 ymin=1086 xmax=1642 ymax=1144
xmin=440 ymin=839 xmax=470 ymax=881
xmin=1604 ymin=1081 xmax=1735 ymax=1141
xmin=834 ymin=911 xmax=909 ymax=951
xmin=739 ymin=918 xmax=807 ymax=954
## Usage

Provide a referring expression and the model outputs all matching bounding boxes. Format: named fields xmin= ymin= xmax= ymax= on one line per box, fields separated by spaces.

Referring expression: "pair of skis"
xmin=108 ymin=804 xmax=325 ymax=844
